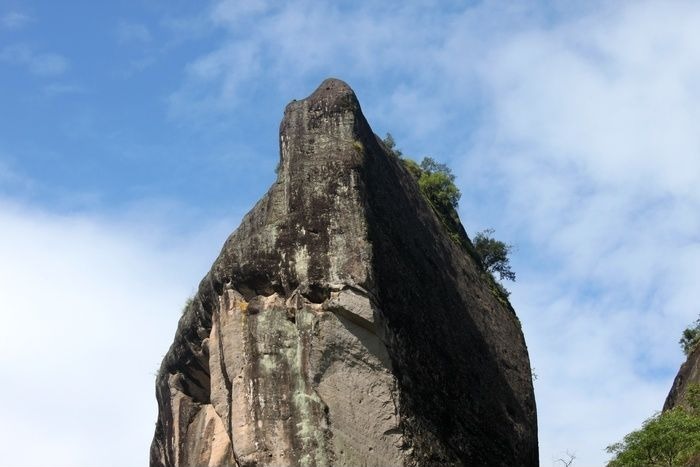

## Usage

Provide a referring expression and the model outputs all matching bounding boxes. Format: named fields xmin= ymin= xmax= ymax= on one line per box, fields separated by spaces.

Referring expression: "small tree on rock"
xmin=418 ymin=157 xmax=461 ymax=212
xmin=473 ymin=228 xmax=516 ymax=282
xmin=382 ymin=133 xmax=403 ymax=158
xmin=681 ymin=319 xmax=700 ymax=356
xmin=380 ymin=133 xmax=515 ymax=299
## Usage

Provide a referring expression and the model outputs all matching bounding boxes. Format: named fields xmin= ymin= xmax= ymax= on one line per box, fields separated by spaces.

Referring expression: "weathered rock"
xmin=664 ymin=345 xmax=700 ymax=411
xmin=151 ymin=78 xmax=538 ymax=467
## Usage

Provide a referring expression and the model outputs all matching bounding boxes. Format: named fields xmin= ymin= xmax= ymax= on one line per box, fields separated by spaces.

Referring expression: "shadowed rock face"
xmin=150 ymin=78 xmax=538 ymax=467
xmin=664 ymin=345 xmax=700 ymax=411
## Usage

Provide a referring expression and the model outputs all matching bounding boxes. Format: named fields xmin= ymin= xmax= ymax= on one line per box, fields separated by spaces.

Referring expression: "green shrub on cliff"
xmin=680 ymin=318 xmax=700 ymax=356
xmin=381 ymin=134 xmax=515 ymax=301
xmin=381 ymin=134 xmax=461 ymax=217
xmin=417 ymin=157 xmax=461 ymax=212
xmin=473 ymin=229 xmax=516 ymax=282
xmin=382 ymin=132 xmax=403 ymax=158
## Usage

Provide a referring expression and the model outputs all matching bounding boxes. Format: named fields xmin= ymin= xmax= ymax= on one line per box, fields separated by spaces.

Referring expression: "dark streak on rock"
xmin=151 ymin=78 xmax=538 ymax=467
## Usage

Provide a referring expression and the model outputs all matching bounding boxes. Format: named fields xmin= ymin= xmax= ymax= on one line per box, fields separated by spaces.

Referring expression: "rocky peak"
xmin=285 ymin=77 xmax=359 ymax=116
xmin=151 ymin=78 xmax=538 ymax=467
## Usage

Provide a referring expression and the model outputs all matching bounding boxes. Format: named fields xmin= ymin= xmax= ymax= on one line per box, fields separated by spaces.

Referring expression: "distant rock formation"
xmin=150 ymin=78 xmax=538 ymax=466
xmin=665 ymin=345 xmax=700 ymax=411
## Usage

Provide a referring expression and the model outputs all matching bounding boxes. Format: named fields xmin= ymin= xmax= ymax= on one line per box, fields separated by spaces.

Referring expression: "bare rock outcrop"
xmin=664 ymin=345 xmax=700 ymax=411
xmin=151 ymin=78 xmax=538 ymax=466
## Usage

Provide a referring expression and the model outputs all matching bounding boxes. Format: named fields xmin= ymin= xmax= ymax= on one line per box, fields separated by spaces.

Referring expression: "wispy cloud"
xmin=0 ymin=43 xmax=68 ymax=76
xmin=116 ymin=20 xmax=152 ymax=45
xmin=460 ymin=1 xmax=700 ymax=463
xmin=167 ymin=1 xmax=445 ymax=119
xmin=160 ymin=0 xmax=700 ymax=464
xmin=211 ymin=0 xmax=269 ymax=25
xmin=0 ymin=159 xmax=33 ymax=193
xmin=169 ymin=40 xmax=261 ymax=118
xmin=42 ymin=82 xmax=86 ymax=97
xmin=0 ymin=11 xmax=32 ymax=30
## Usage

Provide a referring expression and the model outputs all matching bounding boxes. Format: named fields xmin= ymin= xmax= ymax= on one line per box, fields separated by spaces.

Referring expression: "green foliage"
xmin=402 ymin=155 xmax=466 ymax=254
xmin=493 ymin=278 xmax=511 ymax=299
xmin=473 ymin=228 xmax=516 ymax=282
xmin=417 ymin=156 xmax=462 ymax=212
xmin=606 ymin=408 xmax=700 ymax=466
xmin=606 ymin=385 xmax=700 ymax=466
xmin=419 ymin=157 xmax=451 ymax=177
xmin=382 ymin=133 xmax=403 ymax=158
xmin=382 ymin=133 xmax=514 ymax=304
xmin=382 ymin=133 xmax=462 ymax=233
xmin=402 ymin=157 xmax=423 ymax=180
xmin=688 ymin=385 xmax=700 ymax=413
xmin=681 ymin=318 xmax=700 ymax=356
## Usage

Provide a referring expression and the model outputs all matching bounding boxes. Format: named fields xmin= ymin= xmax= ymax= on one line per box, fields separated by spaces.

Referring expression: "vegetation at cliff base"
xmin=606 ymin=384 xmax=700 ymax=466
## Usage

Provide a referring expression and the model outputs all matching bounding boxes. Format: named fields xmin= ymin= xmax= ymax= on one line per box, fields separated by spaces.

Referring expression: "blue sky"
xmin=2 ymin=1 xmax=699 ymax=465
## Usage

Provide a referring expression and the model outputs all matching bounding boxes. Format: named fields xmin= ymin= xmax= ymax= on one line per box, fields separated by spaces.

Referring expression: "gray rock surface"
xmin=664 ymin=345 xmax=700 ymax=411
xmin=151 ymin=78 xmax=538 ymax=467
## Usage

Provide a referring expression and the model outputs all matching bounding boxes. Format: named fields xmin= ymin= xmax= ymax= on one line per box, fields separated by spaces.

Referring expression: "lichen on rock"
xmin=151 ymin=78 xmax=538 ymax=467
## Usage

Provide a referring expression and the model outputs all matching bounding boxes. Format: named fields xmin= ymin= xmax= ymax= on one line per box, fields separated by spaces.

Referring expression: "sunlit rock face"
xmin=150 ymin=78 xmax=538 ymax=467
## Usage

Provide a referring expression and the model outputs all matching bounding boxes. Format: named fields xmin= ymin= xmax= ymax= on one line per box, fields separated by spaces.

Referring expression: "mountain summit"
xmin=151 ymin=78 xmax=538 ymax=467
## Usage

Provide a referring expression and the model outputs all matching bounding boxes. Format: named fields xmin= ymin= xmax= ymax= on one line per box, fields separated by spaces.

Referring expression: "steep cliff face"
xmin=664 ymin=345 xmax=700 ymax=411
xmin=151 ymin=78 xmax=538 ymax=467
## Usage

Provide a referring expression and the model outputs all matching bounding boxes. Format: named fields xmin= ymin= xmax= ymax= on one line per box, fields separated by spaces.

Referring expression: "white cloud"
xmin=210 ymin=0 xmax=270 ymax=25
xmin=168 ymin=1 xmax=444 ymax=118
xmin=0 ymin=11 xmax=31 ymax=30
xmin=0 ymin=199 xmax=236 ymax=466
xmin=0 ymin=44 xmax=68 ymax=76
xmin=461 ymin=1 xmax=700 ymax=464
xmin=168 ymin=39 xmax=262 ymax=119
